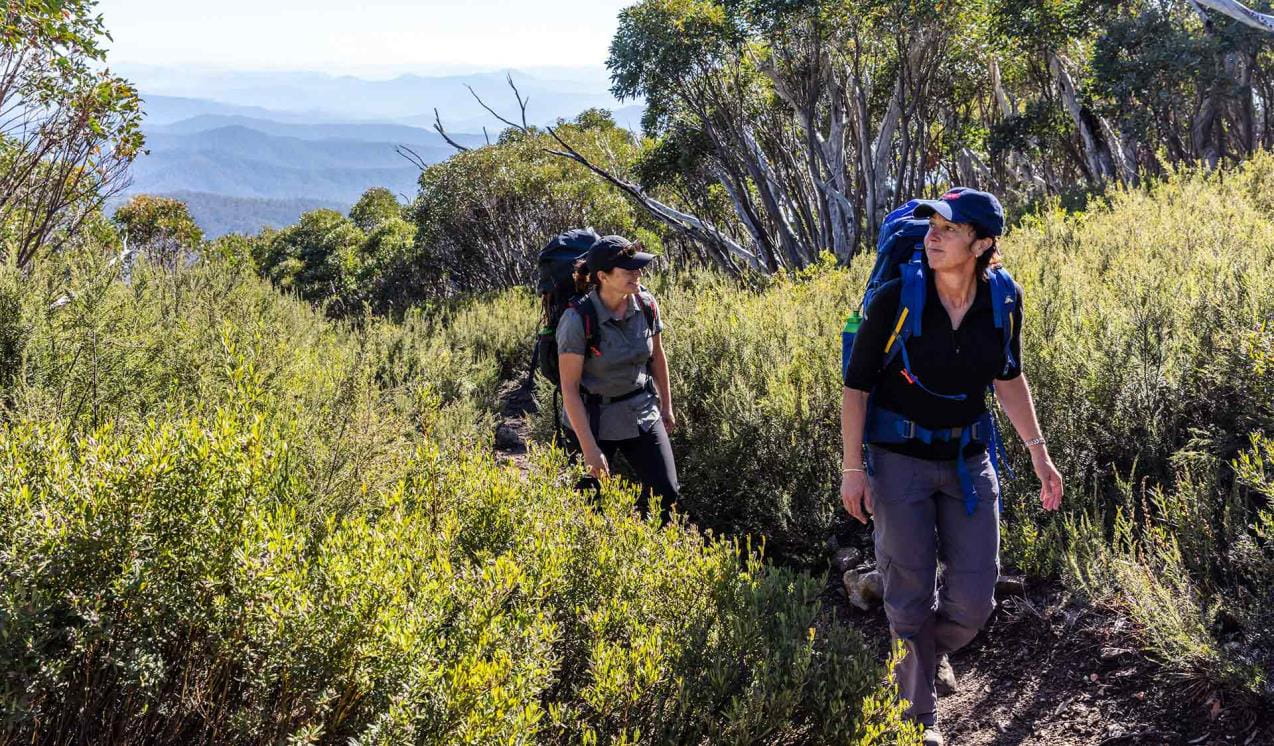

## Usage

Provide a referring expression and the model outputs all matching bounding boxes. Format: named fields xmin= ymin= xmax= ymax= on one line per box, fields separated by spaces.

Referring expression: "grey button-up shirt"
xmin=557 ymin=289 xmax=666 ymax=441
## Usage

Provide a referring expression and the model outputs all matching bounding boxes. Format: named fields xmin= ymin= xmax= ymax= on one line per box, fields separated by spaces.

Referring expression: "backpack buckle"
xmin=900 ymin=419 xmax=917 ymax=440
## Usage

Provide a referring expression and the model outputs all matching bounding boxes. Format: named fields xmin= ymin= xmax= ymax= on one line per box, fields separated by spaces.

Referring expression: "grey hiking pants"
xmin=868 ymin=445 xmax=1001 ymax=727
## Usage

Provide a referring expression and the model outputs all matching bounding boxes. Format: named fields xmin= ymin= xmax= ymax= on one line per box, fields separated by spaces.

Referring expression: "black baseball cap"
xmin=913 ymin=188 xmax=1005 ymax=237
xmin=586 ymin=235 xmax=655 ymax=273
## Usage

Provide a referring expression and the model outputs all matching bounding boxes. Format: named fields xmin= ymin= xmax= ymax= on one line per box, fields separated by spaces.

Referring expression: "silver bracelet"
xmin=1024 ymin=436 xmax=1047 ymax=448
xmin=841 ymin=467 xmax=866 ymax=474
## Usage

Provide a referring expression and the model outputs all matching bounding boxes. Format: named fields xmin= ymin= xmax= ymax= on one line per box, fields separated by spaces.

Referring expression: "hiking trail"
xmin=829 ymin=574 xmax=1270 ymax=745
xmin=493 ymin=365 xmax=536 ymax=472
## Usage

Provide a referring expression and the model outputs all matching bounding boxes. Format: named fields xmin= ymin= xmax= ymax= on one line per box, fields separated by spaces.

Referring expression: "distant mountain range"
xmin=124 ymin=65 xmax=643 ymax=131
xmin=148 ymin=114 xmax=485 ymax=145
xmin=135 ymin=123 xmax=471 ymax=203
xmin=118 ymin=65 xmax=644 ymax=238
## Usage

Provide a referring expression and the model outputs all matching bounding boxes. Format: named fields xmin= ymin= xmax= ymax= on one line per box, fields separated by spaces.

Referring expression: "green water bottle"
xmin=841 ymin=311 xmax=862 ymax=379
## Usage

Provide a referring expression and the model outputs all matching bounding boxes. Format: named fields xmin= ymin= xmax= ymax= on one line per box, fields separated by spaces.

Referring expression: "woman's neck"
xmin=932 ymin=265 xmax=977 ymax=308
xmin=597 ymin=285 xmax=629 ymax=314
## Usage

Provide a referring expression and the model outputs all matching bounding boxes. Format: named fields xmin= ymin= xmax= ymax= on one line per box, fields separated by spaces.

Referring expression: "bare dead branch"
xmin=505 ymin=73 xmax=530 ymax=130
xmin=542 ymin=124 xmax=761 ymax=270
xmin=396 ymin=145 xmax=430 ymax=170
xmin=465 ymin=84 xmax=526 ymax=131
xmin=1193 ymin=0 xmax=1274 ymax=33
xmin=432 ymin=108 xmax=470 ymax=152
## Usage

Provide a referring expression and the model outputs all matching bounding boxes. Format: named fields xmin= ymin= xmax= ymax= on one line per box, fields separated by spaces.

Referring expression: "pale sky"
xmin=97 ymin=0 xmax=635 ymax=73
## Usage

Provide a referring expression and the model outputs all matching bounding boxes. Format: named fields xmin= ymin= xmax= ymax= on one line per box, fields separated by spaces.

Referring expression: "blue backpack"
xmin=841 ymin=198 xmax=1019 ymax=514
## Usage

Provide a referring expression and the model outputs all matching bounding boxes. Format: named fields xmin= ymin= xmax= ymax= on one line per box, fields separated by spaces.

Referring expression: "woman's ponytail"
xmin=974 ymin=229 xmax=1003 ymax=278
xmin=573 ymin=258 xmax=598 ymax=295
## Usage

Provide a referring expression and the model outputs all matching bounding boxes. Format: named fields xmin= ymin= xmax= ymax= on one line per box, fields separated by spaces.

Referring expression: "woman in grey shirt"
xmin=557 ymin=235 xmax=681 ymax=523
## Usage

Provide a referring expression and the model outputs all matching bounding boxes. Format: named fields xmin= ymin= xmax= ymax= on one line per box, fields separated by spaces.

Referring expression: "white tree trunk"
xmin=1049 ymin=51 xmax=1116 ymax=184
xmin=1192 ymin=0 xmax=1274 ymax=33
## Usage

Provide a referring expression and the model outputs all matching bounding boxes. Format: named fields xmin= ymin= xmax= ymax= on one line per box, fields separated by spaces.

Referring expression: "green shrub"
xmin=0 ymin=247 xmax=914 ymax=743
xmin=527 ymin=160 xmax=1274 ymax=710
xmin=0 ymin=409 xmax=914 ymax=744
xmin=1062 ymin=435 xmax=1274 ymax=704
xmin=657 ymin=261 xmax=863 ymax=564
xmin=4 ymin=253 xmax=538 ymax=517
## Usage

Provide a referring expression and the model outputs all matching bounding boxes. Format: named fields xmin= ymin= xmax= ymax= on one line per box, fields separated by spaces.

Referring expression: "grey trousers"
xmin=867 ymin=445 xmax=1001 ymax=727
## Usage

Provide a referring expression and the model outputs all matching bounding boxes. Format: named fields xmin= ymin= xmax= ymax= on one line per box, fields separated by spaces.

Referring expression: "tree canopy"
xmin=1 ymin=0 xmax=143 ymax=269
xmin=594 ymin=0 xmax=1274 ymax=271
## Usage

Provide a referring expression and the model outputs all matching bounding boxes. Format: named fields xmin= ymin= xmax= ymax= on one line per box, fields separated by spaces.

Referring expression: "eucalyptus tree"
xmin=990 ymin=0 xmax=1274 ymax=181
xmin=608 ymin=0 xmax=1274 ymax=270
xmin=424 ymin=0 xmax=1274 ymax=278
xmin=609 ymin=0 xmax=996 ymax=267
xmin=254 ymin=209 xmax=366 ymax=311
xmin=349 ymin=187 xmax=404 ymax=233
xmin=0 ymin=0 xmax=143 ymax=269
xmin=111 ymin=195 xmax=204 ymax=271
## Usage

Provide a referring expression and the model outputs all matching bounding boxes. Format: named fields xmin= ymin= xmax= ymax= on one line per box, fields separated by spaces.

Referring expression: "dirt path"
xmin=492 ymin=380 xmax=1271 ymax=745
xmin=830 ymin=573 xmax=1272 ymax=746
xmin=493 ymin=367 xmax=536 ymax=470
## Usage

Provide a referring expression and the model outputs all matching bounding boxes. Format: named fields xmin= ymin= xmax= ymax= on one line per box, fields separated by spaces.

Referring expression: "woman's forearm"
xmin=651 ymin=336 xmax=673 ymax=413
xmin=993 ymin=373 xmax=1047 ymax=454
xmin=842 ymin=387 xmax=869 ymax=469
xmin=561 ymin=389 xmax=600 ymax=453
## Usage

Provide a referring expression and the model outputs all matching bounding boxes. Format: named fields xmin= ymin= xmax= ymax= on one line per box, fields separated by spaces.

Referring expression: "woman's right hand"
xmin=841 ymin=470 xmax=873 ymax=525
xmin=584 ymin=447 xmax=610 ymax=480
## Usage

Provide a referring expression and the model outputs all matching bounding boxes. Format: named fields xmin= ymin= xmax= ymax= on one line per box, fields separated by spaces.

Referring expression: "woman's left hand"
xmin=661 ymin=408 xmax=677 ymax=433
xmin=1031 ymin=448 xmax=1064 ymax=511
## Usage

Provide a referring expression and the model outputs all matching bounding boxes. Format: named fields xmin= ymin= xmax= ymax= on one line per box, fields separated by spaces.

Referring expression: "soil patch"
xmin=828 ymin=574 xmax=1272 ymax=745
xmin=493 ymin=368 xmax=536 ymax=470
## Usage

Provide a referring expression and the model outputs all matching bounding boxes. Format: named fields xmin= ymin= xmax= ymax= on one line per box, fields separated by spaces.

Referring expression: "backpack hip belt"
xmin=866 ymin=406 xmax=1007 ymax=516
xmin=866 ymin=407 xmax=985 ymax=445
xmin=580 ymin=379 xmax=656 ymax=443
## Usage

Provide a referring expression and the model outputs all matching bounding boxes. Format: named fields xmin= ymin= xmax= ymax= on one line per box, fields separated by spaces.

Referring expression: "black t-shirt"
xmin=844 ymin=272 xmax=1023 ymax=460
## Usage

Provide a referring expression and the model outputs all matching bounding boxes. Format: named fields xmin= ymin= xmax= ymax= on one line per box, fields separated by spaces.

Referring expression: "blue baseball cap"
xmin=587 ymin=235 xmax=655 ymax=272
xmin=913 ymin=188 xmax=1005 ymax=237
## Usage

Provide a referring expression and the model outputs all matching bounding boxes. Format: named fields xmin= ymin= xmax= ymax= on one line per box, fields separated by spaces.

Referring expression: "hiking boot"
xmin=936 ymin=654 xmax=958 ymax=696
xmin=921 ymin=726 xmax=944 ymax=746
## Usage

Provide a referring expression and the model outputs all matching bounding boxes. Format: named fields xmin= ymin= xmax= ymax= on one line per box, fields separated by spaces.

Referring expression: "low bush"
xmin=0 ymin=248 xmax=913 ymax=743
xmin=1063 ymin=433 xmax=1274 ymax=705
xmin=5 ymin=252 xmax=538 ymax=517
xmin=529 ymin=261 xmax=863 ymax=565
xmin=0 ymin=407 xmax=913 ymax=744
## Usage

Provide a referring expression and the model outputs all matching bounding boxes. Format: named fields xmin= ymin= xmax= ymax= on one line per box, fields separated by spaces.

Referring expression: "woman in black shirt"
xmin=840 ymin=189 xmax=1063 ymax=746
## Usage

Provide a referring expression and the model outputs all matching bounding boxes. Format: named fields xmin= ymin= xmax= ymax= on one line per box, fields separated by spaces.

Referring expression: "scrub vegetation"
xmin=4 ymin=0 xmax=1273 ymax=742
xmin=529 ymin=162 xmax=1274 ymax=708
xmin=0 ymin=251 xmax=915 ymax=744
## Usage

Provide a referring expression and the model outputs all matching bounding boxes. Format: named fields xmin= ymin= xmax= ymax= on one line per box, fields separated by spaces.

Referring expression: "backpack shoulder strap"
xmin=883 ymin=248 xmax=927 ymax=366
xmin=636 ymin=286 xmax=659 ymax=331
xmin=987 ymin=267 xmax=1019 ymax=376
xmin=569 ymin=295 xmax=603 ymax=358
